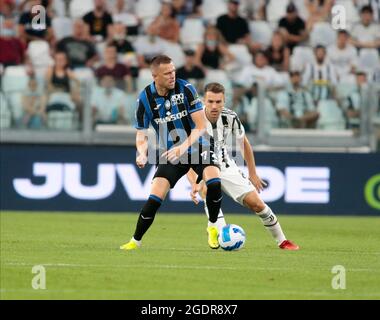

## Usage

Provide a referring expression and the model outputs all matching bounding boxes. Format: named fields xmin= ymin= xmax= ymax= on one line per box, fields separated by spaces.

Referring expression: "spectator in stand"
xmin=278 ymin=2 xmax=308 ymax=52
xmin=306 ymin=0 xmax=334 ymax=30
xmin=56 ymin=19 xmax=99 ymax=69
xmin=107 ymin=22 xmax=137 ymax=78
xmin=237 ymin=50 xmax=287 ymax=90
xmin=277 ymin=70 xmax=319 ymax=129
xmin=238 ymin=0 xmax=266 ymax=20
xmin=265 ymin=31 xmax=290 ymax=72
xmin=176 ymin=49 xmax=205 ymax=92
xmin=216 ymin=0 xmax=261 ymax=50
xmin=354 ymin=0 xmax=380 ymax=23
xmin=351 ymin=5 xmax=380 ymax=50
xmin=111 ymin=0 xmax=139 ymax=35
xmin=108 ymin=22 xmax=134 ymax=55
xmin=172 ymin=0 xmax=202 ymax=24
xmin=91 ymin=75 xmax=128 ymax=125
xmin=195 ymin=25 xmax=234 ymax=71
xmin=21 ymin=76 xmax=47 ymax=129
xmin=18 ymin=0 xmax=55 ymax=45
xmin=342 ymin=71 xmax=368 ymax=129
xmin=303 ymin=45 xmax=338 ymax=104
xmin=45 ymin=51 xmax=80 ymax=105
xmin=147 ymin=1 xmax=180 ymax=43
xmin=83 ymin=0 xmax=113 ymax=42
xmin=134 ymin=29 xmax=166 ymax=68
xmin=95 ymin=45 xmax=132 ymax=92
xmin=327 ymin=30 xmax=358 ymax=80
xmin=0 ymin=16 xmax=26 ymax=67
xmin=0 ymin=0 xmax=16 ymax=18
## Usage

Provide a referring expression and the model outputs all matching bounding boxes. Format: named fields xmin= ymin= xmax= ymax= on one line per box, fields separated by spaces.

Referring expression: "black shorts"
xmin=153 ymin=149 xmax=220 ymax=189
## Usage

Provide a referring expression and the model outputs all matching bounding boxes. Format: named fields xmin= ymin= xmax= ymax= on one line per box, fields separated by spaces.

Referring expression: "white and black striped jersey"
xmin=303 ymin=61 xmax=338 ymax=101
xmin=206 ymin=108 xmax=245 ymax=169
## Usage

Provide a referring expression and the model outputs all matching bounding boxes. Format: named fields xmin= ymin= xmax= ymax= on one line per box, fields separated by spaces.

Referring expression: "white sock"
xmin=132 ymin=237 xmax=142 ymax=246
xmin=257 ymin=205 xmax=286 ymax=245
xmin=204 ymin=202 xmax=227 ymax=232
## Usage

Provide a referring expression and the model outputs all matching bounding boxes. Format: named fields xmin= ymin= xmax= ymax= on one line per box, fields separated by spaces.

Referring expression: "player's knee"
xmin=244 ymin=195 xmax=265 ymax=213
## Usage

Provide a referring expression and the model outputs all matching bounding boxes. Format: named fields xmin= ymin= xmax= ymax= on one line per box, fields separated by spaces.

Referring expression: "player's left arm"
xmin=240 ymin=135 xmax=266 ymax=193
xmin=233 ymin=114 xmax=266 ymax=192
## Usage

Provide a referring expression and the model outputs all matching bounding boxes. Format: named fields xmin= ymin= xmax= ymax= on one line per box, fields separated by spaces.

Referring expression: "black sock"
xmin=205 ymin=178 xmax=222 ymax=224
xmin=133 ymin=195 xmax=162 ymax=241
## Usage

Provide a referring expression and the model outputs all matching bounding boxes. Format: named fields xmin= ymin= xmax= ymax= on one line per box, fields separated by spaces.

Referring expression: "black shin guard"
xmin=205 ymin=179 xmax=222 ymax=224
xmin=133 ymin=196 xmax=162 ymax=241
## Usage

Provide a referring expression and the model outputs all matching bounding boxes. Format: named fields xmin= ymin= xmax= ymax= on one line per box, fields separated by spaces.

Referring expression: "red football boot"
xmin=279 ymin=240 xmax=300 ymax=251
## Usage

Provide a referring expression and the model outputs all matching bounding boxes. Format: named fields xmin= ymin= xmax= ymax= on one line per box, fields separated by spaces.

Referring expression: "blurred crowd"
xmin=0 ymin=0 xmax=379 ymax=132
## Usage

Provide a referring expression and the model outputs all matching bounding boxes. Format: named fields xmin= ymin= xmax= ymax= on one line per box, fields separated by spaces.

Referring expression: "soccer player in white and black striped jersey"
xmin=187 ymin=83 xmax=299 ymax=250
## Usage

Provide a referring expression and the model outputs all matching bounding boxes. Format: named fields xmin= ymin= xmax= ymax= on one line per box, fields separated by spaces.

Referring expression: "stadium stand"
xmin=0 ymin=0 xmax=379 ymax=151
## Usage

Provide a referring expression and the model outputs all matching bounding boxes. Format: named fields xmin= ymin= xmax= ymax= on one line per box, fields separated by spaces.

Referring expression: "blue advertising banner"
xmin=1 ymin=144 xmax=379 ymax=215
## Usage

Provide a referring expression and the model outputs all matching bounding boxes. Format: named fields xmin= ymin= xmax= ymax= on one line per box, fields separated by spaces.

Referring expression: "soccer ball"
xmin=218 ymin=224 xmax=246 ymax=251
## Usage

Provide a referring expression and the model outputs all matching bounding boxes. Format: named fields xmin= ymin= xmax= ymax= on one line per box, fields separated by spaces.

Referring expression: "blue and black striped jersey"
xmin=135 ymin=78 xmax=206 ymax=153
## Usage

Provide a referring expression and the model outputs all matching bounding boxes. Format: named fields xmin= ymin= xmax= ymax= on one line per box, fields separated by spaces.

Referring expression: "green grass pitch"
xmin=1 ymin=211 xmax=379 ymax=300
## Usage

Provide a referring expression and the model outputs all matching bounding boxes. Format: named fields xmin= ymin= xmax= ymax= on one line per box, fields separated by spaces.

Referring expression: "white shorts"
xmin=220 ymin=162 xmax=255 ymax=206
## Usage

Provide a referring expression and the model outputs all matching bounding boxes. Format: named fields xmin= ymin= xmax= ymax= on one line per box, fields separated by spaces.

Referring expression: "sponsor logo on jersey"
xmin=154 ymin=110 xmax=188 ymax=124
xmin=171 ymin=93 xmax=184 ymax=105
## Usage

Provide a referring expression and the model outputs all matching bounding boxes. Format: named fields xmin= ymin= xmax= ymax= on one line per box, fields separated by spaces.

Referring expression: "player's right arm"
xmin=135 ymin=96 xmax=151 ymax=168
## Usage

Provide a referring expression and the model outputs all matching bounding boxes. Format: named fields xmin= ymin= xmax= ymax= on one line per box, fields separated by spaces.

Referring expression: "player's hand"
xmin=249 ymin=174 xmax=267 ymax=193
xmin=136 ymin=154 xmax=147 ymax=169
xmin=190 ymin=184 xmax=201 ymax=205
xmin=162 ymin=145 xmax=186 ymax=163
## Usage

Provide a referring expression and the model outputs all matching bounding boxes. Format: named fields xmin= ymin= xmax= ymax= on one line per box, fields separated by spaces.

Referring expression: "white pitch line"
xmin=2 ymin=262 xmax=380 ymax=273
xmin=0 ymin=288 xmax=379 ymax=299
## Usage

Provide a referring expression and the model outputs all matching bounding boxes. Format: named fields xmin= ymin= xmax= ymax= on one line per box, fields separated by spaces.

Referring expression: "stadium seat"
xmin=292 ymin=0 xmax=309 ymax=20
xmin=52 ymin=0 xmax=66 ymax=17
xmin=27 ymin=40 xmax=54 ymax=77
xmin=335 ymin=82 xmax=357 ymax=100
xmin=317 ymin=99 xmax=346 ymax=130
xmin=69 ymin=0 xmax=94 ymax=18
xmin=249 ymin=21 xmax=273 ymax=48
xmin=137 ymin=68 xmax=153 ymax=93
xmin=266 ymin=0 xmax=289 ymax=24
xmin=310 ymin=22 xmax=337 ymax=48
xmin=334 ymin=0 xmax=360 ymax=29
xmin=180 ymin=18 xmax=205 ymax=48
xmin=162 ymin=42 xmax=185 ymax=68
xmin=124 ymin=93 xmax=138 ymax=122
xmin=48 ymin=92 xmax=76 ymax=111
xmin=72 ymin=68 xmax=95 ymax=86
xmin=204 ymin=70 xmax=233 ymax=106
xmin=290 ymin=46 xmax=315 ymax=72
xmin=1 ymin=66 xmax=29 ymax=122
xmin=135 ymin=0 xmax=161 ymax=20
xmin=1 ymin=66 xmax=29 ymax=92
xmin=224 ymin=44 xmax=252 ymax=82
xmin=227 ymin=44 xmax=252 ymax=67
xmin=47 ymin=111 xmax=76 ymax=130
xmin=52 ymin=17 xmax=73 ymax=41
xmin=201 ymin=0 xmax=228 ymax=24
xmin=358 ymin=49 xmax=380 ymax=73
xmin=243 ymin=96 xmax=279 ymax=132
xmin=0 ymin=92 xmax=11 ymax=129
xmin=113 ymin=12 xmax=139 ymax=29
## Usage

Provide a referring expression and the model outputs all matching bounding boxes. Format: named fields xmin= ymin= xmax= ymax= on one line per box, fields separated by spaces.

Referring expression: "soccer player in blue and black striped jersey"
xmin=120 ymin=55 xmax=222 ymax=250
